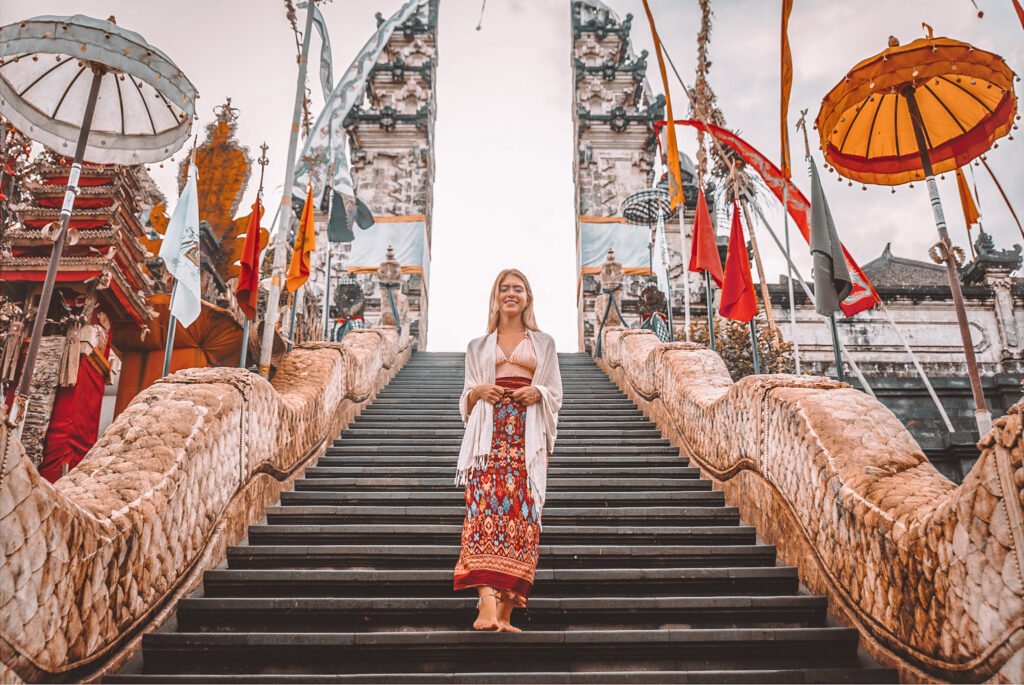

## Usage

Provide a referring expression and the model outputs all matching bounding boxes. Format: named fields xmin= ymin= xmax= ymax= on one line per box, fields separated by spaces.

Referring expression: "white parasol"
xmin=0 ymin=14 xmax=197 ymax=429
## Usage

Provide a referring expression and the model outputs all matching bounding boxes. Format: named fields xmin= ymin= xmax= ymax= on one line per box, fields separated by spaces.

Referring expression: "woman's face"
xmin=498 ymin=274 xmax=528 ymax=318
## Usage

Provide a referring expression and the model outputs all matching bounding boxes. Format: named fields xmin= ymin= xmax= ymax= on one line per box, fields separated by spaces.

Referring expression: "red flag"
xmin=663 ymin=118 xmax=881 ymax=317
xmin=286 ymin=186 xmax=317 ymax=293
xmin=719 ymin=203 xmax=758 ymax=323
xmin=689 ymin=187 xmax=725 ymax=288
xmin=236 ymin=198 xmax=264 ymax=320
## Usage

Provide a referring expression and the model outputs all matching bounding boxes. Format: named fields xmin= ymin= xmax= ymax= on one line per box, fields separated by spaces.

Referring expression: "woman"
xmin=454 ymin=268 xmax=562 ymax=632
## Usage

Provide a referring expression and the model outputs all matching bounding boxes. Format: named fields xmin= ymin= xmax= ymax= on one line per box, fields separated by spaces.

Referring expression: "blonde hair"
xmin=487 ymin=268 xmax=540 ymax=333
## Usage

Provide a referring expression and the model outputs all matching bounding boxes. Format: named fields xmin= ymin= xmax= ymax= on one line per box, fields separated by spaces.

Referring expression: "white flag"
xmin=159 ymin=163 xmax=202 ymax=328
xmin=293 ymin=0 xmax=428 ymax=206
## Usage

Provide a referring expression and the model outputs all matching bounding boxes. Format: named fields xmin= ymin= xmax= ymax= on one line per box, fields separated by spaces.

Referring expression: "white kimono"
xmin=456 ymin=329 xmax=563 ymax=517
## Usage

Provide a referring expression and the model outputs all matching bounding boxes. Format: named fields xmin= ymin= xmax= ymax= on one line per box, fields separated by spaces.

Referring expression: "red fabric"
xmin=0 ymin=269 xmax=102 ymax=282
xmin=454 ymin=375 xmax=539 ymax=608
xmin=35 ymin=196 xmax=113 ymax=209
xmin=719 ymin=203 xmax=758 ymax=323
xmin=1015 ymin=0 xmax=1024 ymax=28
xmin=39 ymin=350 xmax=106 ymax=482
xmin=657 ymin=119 xmax=881 ymax=316
xmin=236 ymin=200 xmax=264 ymax=320
xmin=689 ymin=187 xmax=725 ymax=287
xmin=40 ymin=175 xmax=114 ymax=187
xmin=22 ymin=218 xmax=109 ymax=229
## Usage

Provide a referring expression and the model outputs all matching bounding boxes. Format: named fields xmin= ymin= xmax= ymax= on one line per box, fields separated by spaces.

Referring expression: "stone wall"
xmin=596 ymin=326 xmax=1024 ymax=683
xmin=0 ymin=327 xmax=410 ymax=682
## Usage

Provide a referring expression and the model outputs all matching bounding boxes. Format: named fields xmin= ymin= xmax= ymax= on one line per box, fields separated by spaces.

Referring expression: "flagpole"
xmin=783 ymin=185 xmax=801 ymax=373
xmin=259 ymin=0 xmax=316 ymax=378
xmin=680 ymin=214 xmax=691 ymax=340
xmin=704 ymin=270 xmax=716 ymax=352
xmin=239 ymin=319 xmax=250 ymax=368
xmin=241 ymin=143 xmax=269 ymax=369
xmin=655 ymin=202 xmax=675 ymax=341
xmin=163 ymin=289 xmax=178 ymax=377
xmin=288 ymin=291 xmax=300 ymax=350
xmin=828 ymin=314 xmax=845 ymax=382
xmin=749 ymin=320 xmax=761 ymax=374
xmin=322 ymin=248 xmax=333 ymax=339
xmin=745 ymin=199 xmax=876 ymax=398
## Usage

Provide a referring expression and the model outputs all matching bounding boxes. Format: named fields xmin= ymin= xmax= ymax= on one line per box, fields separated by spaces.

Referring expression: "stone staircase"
xmin=109 ymin=352 xmax=896 ymax=683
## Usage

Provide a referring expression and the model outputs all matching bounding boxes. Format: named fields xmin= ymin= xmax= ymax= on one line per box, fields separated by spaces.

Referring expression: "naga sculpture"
xmin=596 ymin=326 xmax=1024 ymax=683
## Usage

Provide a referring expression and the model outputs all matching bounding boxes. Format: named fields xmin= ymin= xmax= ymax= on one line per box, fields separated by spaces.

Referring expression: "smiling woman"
xmin=453 ymin=268 xmax=563 ymax=632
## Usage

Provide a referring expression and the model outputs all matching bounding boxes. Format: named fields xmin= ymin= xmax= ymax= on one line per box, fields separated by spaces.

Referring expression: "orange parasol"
xmin=817 ymin=35 xmax=1017 ymax=186
xmin=816 ymin=32 xmax=1019 ymax=436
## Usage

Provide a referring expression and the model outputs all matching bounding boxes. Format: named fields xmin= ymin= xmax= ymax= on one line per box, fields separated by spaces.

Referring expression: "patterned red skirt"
xmin=453 ymin=376 xmax=541 ymax=607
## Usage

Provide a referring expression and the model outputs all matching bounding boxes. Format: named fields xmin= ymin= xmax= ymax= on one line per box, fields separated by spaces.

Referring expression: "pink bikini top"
xmin=495 ymin=333 xmax=536 ymax=380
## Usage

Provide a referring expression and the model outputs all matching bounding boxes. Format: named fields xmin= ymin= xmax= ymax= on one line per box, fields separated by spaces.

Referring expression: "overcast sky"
xmin=2 ymin=0 xmax=1021 ymax=351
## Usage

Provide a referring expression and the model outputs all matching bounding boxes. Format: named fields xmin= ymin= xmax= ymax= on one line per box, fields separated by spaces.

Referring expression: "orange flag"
xmin=955 ymin=167 xmax=980 ymax=232
xmin=641 ymin=0 xmax=685 ymax=210
xmin=689 ymin=188 xmax=725 ymax=287
xmin=719 ymin=203 xmax=758 ymax=323
xmin=286 ymin=185 xmax=316 ymax=294
xmin=780 ymin=0 xmax=794 ymax=179
xmin=236 ymin=198 xmax=264 ymax=320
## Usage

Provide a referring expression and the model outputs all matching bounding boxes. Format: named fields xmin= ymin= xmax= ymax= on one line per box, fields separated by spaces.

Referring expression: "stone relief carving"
xmin=351 ymin=149 xmax=427 ymax=216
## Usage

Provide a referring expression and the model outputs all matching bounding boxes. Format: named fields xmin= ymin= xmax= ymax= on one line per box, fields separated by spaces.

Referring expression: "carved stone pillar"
xmin=595 ymin=248 xmax=627 ymax=331
xmin=377 ymin=245 xmax=409 ymax=332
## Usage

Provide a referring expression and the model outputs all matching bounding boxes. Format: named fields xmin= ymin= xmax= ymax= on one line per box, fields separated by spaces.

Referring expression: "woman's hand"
xmin=510 ymin=386 xmax=542 ymax=407
xmin=473 ymin=383 xmax=506 ymax=405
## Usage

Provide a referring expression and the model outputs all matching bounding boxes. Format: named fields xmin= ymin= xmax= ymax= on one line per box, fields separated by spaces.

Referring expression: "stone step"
xmin=278 ymin=490 xmax=723 ymax=507
xmin=349 ymin=417 xmax=653 ymax=427
xmin=332 ymin=438 xmax=674 ymax=448
xmin=323 ymin=445 xmax=682 ymax=456
xmin=312 ymin=455 xmax=689 ymax=468
xmin=292 ymin=477 xmax=710 ymax=492
xmin=108 ymin=667 xmax=897 ymax=683
xmin=245 ymin=524 xmax=755 ymax=546
xmin=175 ymin=595 xmax=827 ymax=632
xmin=201 ymin=566 xmax=800 ymax=599
xmin=339 ymin=428 xmax=665 ymax=438
xmin=303 ymin=466 xmax=700 ymax=479
xmin=139 ymin=628 xmax=863 ymax=675
xmin=355 ymin=409 xmax=646 ymax=419
xmin=265 ymin=505 xmax=739 ymax=526
xmin=225 ymin=543 xmax=776 ymax=570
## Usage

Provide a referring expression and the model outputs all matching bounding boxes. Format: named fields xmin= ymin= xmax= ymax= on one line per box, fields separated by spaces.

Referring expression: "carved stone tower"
xmin=571 ymin=1 xmax=697 ymax=353
xmin=320 ymin=0 xmax=439 ymax=351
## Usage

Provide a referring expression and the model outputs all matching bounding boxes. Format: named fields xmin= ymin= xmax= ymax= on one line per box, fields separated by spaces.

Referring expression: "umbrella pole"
xmin=749 ymin=320 xmax=761 ymax=375
xmin=6 ymin=67 xmax=104 ymax=430
xmin=239 ymin=318 xmax=250 ymax=368
xmin=904 ymin=88 xmax=992 ymax=437
xmin=828 ymin=314 xmax=846 ymax=382
xmin=704 ymin=271 xmax=716 ymax=352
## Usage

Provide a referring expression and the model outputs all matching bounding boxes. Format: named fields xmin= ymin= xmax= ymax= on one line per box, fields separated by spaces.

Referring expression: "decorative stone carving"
xmin=596 ymin=329 xmax=1024 ymax=683
xmin=0 ymin=327 xmax=413 ymax=681
xmin=376 ymin=246 xmax=409 ymax=333
xmin=595 ymin=248 xmax=627 ymax=331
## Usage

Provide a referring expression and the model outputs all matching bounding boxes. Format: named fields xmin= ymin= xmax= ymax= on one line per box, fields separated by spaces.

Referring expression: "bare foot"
xmin=473 ymin=592 xmax=499 ymax=631
xmin=495 ymin=591 xmax=523 ymax=632
xmin=496 ymin=620 xmax=522 ymax=633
